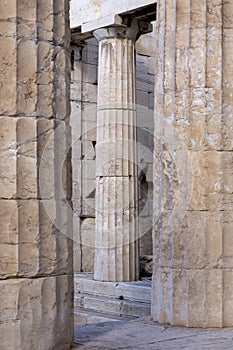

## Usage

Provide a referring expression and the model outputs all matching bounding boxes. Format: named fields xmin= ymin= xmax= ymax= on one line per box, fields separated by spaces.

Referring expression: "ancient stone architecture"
xmin=152 ymin=0 xmax=233 ymax=328
xmin=1 ymin=0 xmax=233 ymax=349
xmin=0 ymin=1 xmax=73 ymax=349
xmin=70 ymin=4 xmax=156 ymax=278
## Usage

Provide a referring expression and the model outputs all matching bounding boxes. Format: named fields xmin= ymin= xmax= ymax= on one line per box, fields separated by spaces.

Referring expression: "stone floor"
xmin=73 ymin=317 xmax=233 ymax=349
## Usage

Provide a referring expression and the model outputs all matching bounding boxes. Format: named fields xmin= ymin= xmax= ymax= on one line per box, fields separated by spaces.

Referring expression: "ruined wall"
xmin=0 ymin=1 xmax=73 ymax=348
xmin=71 ymin=27 xmax=156 ymax=274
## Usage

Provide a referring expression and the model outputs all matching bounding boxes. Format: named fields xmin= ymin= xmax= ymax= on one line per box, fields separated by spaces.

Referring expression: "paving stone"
xmin=73 ymin=317 xmax=233 ymax=350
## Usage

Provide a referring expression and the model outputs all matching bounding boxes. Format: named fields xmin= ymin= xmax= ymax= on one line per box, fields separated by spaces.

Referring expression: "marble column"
xmin=93 ymin=21 xmax=151 ymax=282
xmin=0 ymin=1 xmax=73 ymax=348
xmin=152 ymin=0 xmax=233 ymax=328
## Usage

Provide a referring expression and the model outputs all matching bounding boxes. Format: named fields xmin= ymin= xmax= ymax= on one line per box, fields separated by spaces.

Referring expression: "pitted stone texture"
xmin=152 ymin=0 xmax=233 ymax=328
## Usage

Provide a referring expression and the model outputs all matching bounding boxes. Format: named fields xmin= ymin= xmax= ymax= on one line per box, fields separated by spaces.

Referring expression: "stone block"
xmin=0 ymin=276 xmax=73 ymax=350
xmin=83 ymin=296 xmax=121 ymax=316
xmin=0 ymin=37 xmax=17 ymax=115
xmin=54 ymin=5 xmax=69 ymax=45
xmin=70 ymin=102 xmax=82 ymax=141
xmin=17 ymin=0 xmax=37 ymax=39
xmin=82 ymin=102 xmax=97 ymax=122
xmin=0 ymin=21 xmax=16 ymax=37
xmin=37 ymin=0 xmax=54 ymax=41
xmin=83 ymin=63 xmax=98 ymax=84
xmin=82 ymin=82 xmax=97 ymax=103
xmin=71 ymin=81 xmax=82 ymax=100
xmin=37 ymin=200 xmax=57 ymax=275
xmin=223 ymin=1 xmax=233 ymax=29
xmin=0 ymin=200 xmax=18 ymax=278
xmin=54 ymin=48 xmax=70 ymax=119
xmin=121 ymin=300 xmax=151 ymax=317
xmin=37 ymin=119 xmax=55 ymax=199
xmin=0 ymin=0 xmax=16 ymax=20
xmin=75 ymin=273 xmax=116 ymax=296
xmin=71 ymin=60 xmax=82 ymax=84
xmin=223 ymin=270 xmax=233 ymax=326
xmin=137 ymin=90 xmax=149 ymax=108
xmin=17 ymin=118 xmax=37 ymax=157
xmin=17 ymin=39 xmax=37 ymax=115
xmin=85 ymin=41 xmax=98 ymax=65
xmin=115 ymin=281 xmax=151 ymax=302
xmin=17 ymin=155 xmax=37 ymax=199
xmin=18 ymin=200 xmax=39 ymax=276
xmin=0 ymin=117 xmax=17 ymax=198
xmin=136 ymin=106 xmax=154 ymax=128
xmin=37 ymin=41 xmax=54 ymax=85
xmin=37 ymin=83 xmax=54 ymax=118
xmin=80 ymin=218 xmax=95 ymax=272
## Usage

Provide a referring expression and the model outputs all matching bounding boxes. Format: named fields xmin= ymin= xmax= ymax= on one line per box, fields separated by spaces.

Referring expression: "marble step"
xmin=74 ymin=273 xmax=152 ymax=303
xmin=74 ymin=309 xmax=133 ymax=325
xmin=74 ymin=293 xmax=151 ymax=318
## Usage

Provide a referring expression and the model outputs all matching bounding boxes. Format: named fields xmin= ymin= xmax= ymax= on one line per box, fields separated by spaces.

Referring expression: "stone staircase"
xmin=74 ymin=273 xmax=152 ymax=324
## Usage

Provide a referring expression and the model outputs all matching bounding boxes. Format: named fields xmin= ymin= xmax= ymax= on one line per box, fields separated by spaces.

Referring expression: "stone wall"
xmin=0 ymin=1 xmax=73 ymax=348
xmin=71 ymin=38 xmax=98 ymax=273
xmin=71 ymin=27 xmax=156 ymax=274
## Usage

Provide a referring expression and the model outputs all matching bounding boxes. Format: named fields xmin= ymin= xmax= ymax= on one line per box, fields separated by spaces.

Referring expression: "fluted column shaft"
xmin=153 ymin=0 xmax=233 ymax=328
xmin=0 ymin=1 xmax=73 ymax=348
xmin=93 ymin=25 xmax=140 ymax=282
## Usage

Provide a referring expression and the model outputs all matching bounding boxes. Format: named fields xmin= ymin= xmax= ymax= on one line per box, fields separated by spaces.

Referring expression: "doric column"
xmin=0 ymin=1 xmax=73 ymax=348
xmin=93 ymin=21 xmax=151 ymax=282
xmin=153 ymin=0 xmax=233 ymax=328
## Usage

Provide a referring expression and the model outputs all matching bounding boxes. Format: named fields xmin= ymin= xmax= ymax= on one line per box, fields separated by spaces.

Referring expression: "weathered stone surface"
xmin=80 ymin=218 xmax=95 ymax=272
xmin=93 ymin=24 xmax=141 ymax=282
xmin=0 ymin=117 xmax=17 ymax=198
xmin=17 ymin=39 xmax=37 ymax=115
xmin=0 ymin=1 xmax=73 ymax=348
xmin=0 ymin=200 xmax=18 ymax=278
xmin=70 ymin=0 xmax=155 ymax=29
xmin=0 ymin=276 xmax=73 ymax=350
xmin=71 ymin=18 xmax=155 ymax=274
xmin=73 ymin=317 xmax=233 ymax=350
xmin=0 ymin=37 xmax=17 ymax=115
xmin=152 ymin=0 xmax=233 ymax=328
